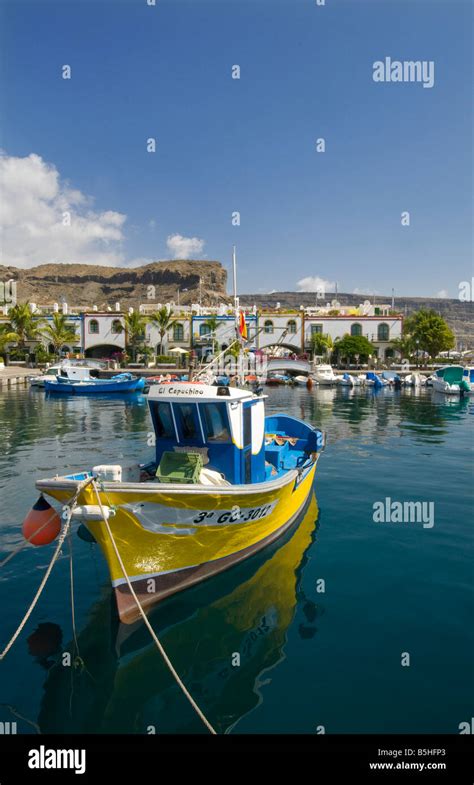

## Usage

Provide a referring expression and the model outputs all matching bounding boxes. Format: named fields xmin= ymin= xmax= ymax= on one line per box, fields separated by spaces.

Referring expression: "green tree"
xmin=5 ymin=303 xmax=43 ymax=355
xmin=402 ymin=309 xmax=455 ymax=360
xmin=40 ymin=313 xmax=78 ymax=359
xmin=310 ymin=332 xmax=333 ymax=358
xmin=123 ymin=311 xmax=148 ymax=362
xmin=0 ymin=323 xmax=19 ymax=355
xmin=331 ymin=334 xmax=375 ymax=363
xmin=390 ymin=334 xmax=415 ymax=360
xmin=204 ymin=314 xmax=220 ymax=353
xmin=149 ymin=306 xmax=174 ymax=355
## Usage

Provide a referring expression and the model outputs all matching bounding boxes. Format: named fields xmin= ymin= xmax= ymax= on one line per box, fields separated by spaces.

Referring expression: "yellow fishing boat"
xmin=34 ymin=382 xmax=324 ymax=624
xmin=37 ymin=493 xmax=319 ymax=734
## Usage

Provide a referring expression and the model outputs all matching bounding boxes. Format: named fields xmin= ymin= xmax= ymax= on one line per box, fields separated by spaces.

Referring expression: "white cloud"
xmin=297 ymin=276 xmax=336 ymax=293
xmin=0 ymin=152 xmax=126 ymax=267
xmin=166 ymin=233 xmax=205 ymax=260
xmin=353 ymin=287 xmax=382 ymax=296
xmin=436 ymin=289 xmax=448 ymax=298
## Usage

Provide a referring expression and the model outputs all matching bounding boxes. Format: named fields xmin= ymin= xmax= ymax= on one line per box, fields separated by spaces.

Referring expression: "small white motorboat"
xmin=313 ymin=364 xmax=338 ymax=385
xmin=28 ymin=360 xmax=104 ymax=388
xmin=432 ymin=366 xmax=471 ymax=395
xmin=404 ymin=372 xmax=425 ymax=388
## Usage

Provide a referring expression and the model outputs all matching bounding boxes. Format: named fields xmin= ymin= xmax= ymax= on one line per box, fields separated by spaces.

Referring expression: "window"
xmin=111 ymin=319 xmax=122 ymax=334
xmin=311 ymin=324 xmax=323 ymax=335
xmin=351 ymin=323 xmax=362 ymax=337
xmin=89 ymin=319 xmax=99 ymax=334
xmin=287 ymin=320 xmax=297 ymax=334
xmin=152 ymin=402 xmax=176 ymax=439
xmin=200 ymin=323 xmax=211 ymax=337
xmin=173 ymin=322 xmax=184 ymax=341
xmin=378 ymin=323 xmax=389 ymax=341
xmin=175 ymin=403 xmax=197 ymax=440
xmin=243 ymin=406 xmax=252 ymax=446
xmin=264 ymin=320 xmax=274 ymax=334
xmin=201 ymin=403 xmax=230 ymax=442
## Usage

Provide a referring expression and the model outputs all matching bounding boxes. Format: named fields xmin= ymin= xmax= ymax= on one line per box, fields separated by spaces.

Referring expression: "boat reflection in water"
xmin=37 ymin=492 xmax=320 ymax=734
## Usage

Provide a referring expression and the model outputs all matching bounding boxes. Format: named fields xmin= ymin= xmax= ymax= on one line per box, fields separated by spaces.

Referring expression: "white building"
xmin=83 ymin=313 xmax=126 ymax=358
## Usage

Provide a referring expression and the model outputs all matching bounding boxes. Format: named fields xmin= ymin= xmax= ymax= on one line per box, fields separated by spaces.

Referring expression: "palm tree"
xmin=0 ymin=323 xmax=19 ymax=356
xmin=5 ymin=303 xmax=43 ymax=355
xmin=40 ymin=313 xmax=78 ymax=359
xmin=310 ymin=332 xmax=333 ymax=359
xmin=204 ymin=314 xmax=220 ymax=353
xmin=149 ymin=306 xmax=174 ymax=355
xmin=123 ymin=311 xmax=148 ymax=362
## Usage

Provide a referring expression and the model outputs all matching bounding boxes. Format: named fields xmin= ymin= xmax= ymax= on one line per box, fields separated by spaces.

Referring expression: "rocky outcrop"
xmin=0 ymin=260 xmax=229 ymax=309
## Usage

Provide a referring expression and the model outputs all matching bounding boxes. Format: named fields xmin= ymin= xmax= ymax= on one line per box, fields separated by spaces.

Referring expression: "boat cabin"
xmin=146 ymin=383 xmax=324 ymax=486
xmin=147 ymin=383 xmax=267 ymax=484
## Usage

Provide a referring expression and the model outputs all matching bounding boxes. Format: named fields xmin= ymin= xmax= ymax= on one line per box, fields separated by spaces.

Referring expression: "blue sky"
xmin=0 ymin=0 xmax=472 ymax=297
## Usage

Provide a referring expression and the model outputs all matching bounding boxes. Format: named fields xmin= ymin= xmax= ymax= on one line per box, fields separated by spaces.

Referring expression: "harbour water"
xmin=0 ymin=385 xmax=472 ymax=734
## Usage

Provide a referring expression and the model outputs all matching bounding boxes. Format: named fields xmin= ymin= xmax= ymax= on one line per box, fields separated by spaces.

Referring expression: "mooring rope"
xmin=0 ymin=477 xmax=95 ymax=569
xmin=0 ymin=477 xmax=94 ymax=660
xmin=0 ymin=508 xmax=73 ymax=661
xmin=91 ymin=479 xmax=217 ymax=735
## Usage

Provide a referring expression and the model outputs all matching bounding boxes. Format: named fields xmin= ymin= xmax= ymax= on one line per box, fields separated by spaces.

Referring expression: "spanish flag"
xmin=239 ymin=311 xmax=248 ymax=340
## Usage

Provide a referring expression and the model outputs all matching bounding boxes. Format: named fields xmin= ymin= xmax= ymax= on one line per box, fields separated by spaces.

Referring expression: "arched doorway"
xmin=85 ymin=344 xmax=121 ymax=359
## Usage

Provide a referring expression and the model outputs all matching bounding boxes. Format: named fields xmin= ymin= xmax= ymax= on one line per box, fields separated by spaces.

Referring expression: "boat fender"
xmin=22 ymin=495 xmax=61 ymax=546
xmin=66 ymin=505 xmax=115 ymax=522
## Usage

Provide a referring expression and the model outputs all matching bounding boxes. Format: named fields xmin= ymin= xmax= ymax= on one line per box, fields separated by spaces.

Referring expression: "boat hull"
xmin=38 ymin=461 xmax=317 ymax=623
xmin=44 ymin=378 xmax=145 ymax=394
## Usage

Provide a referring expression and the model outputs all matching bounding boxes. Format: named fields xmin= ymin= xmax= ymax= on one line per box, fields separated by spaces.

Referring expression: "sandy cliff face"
xmin=0 ymin=260 xmax=229 ymax=308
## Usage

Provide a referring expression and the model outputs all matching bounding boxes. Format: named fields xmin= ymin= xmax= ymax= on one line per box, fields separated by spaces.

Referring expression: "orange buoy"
xmin=22 ymin=495 xmax=61 ymax=546
xmin=306 ymin=377 xmax=313 ymax=390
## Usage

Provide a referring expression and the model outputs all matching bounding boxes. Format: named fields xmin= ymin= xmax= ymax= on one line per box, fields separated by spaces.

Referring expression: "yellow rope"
xmin=91 ymin=479 xmax=217 ymax=735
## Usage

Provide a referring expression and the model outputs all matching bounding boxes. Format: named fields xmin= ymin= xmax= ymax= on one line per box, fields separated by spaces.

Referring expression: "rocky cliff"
xmin=0 ymin=260 xmax=229 ymax=309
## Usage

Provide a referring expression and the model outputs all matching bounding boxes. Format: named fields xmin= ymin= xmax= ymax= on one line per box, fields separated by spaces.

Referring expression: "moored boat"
xmin=44 ymin=372 xmax=145 ymax=395
xmin=265 ymin=372 xmax=291 ymax=386
xmin=28 ymin=360 xmax=104 ymax=388
xmin=381 ymin=371 xmax=402 ymax=388
xmin=432 ymin=365 xmax=471 ymax=395
xmin=33 ymin=382 xmax=325 ymax=623
xmin=313 ymin=364 xmax=337 ymax=385
xmin=462 ymin=367 xmax=474 ymax=392
xmin=403 ymin=372 xmax=425 ymax=388
xmin=366 ymin=372 xmax=388 ymax=389
xmin=337 ymin=373 xmax=357 ymax=387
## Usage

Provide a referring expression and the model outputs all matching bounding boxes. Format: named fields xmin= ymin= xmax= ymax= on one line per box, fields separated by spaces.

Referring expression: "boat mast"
xmin=233 ymin=245 xmax=239 ymax=341
xmin=232 ymin=245 xmax=243 ymax=384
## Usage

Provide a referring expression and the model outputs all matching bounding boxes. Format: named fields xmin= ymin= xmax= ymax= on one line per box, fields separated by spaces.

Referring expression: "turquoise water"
xmin=0 ymin=385 xmax=472 ymax=734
